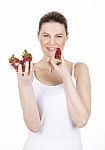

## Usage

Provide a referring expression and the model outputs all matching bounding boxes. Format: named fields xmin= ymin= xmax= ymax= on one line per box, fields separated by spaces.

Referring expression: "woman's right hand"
xmin=17 ymin=61 xmax=34 ymax=86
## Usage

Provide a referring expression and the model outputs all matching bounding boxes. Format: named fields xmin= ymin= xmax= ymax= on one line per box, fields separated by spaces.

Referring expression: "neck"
xmin=42 ymin=55 xmax=51 ymax=62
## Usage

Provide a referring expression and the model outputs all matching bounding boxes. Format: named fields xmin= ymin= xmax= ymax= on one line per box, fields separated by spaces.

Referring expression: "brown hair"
xmin=38 ymin=11 xmax=68 ymax=35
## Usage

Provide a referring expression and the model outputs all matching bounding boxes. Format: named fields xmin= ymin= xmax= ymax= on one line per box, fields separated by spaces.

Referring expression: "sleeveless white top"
xmin=23 ymin=64 xmax=83 ymax=150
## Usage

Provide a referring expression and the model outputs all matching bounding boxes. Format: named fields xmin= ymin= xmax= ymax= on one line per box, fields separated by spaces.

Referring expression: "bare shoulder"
xmin=74 ymin=62 xmax=90 ymax=81
xmin=74 ymin=62 xmax=89 ymax=72
xmin=33 ymin=62 xmax=41 ymax=70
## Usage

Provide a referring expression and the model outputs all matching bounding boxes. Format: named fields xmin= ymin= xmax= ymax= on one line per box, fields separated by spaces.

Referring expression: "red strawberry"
xmin=9 ymin=54 xmax=21 ymax=72
xmin=55 ymin=48 xmax=62 ymax=65
xmin=21 ymin=49 xmax=32 ymax=72
xmin=22 ymin=49 xmax=32 ymax=62
xmin=55 ymin=48 xmax=61 ymax=60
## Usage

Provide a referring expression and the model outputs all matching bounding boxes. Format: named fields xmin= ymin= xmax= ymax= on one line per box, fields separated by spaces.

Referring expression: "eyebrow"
xmin=42 ymin=32 xmax=64 ymax=35
xmin=55 ymin=33 xmax=63 ymax=35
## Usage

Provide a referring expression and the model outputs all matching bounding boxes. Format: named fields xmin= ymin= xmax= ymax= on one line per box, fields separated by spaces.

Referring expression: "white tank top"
xmin=23 ymin=64 xmax=83 ymax=150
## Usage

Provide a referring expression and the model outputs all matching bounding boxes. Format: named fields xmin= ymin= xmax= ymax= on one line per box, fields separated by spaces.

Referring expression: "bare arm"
xmin=17 ymin=62 xmax=40 ymax=132
xmin=49 ymin=59 xmax=91 ymax=128
xmin=63 ymin=63 xmax=91 ymax=127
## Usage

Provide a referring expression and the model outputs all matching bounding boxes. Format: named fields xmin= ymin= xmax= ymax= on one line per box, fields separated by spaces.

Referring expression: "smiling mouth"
xmin=47 ymin=47 xmax=57 ymax=52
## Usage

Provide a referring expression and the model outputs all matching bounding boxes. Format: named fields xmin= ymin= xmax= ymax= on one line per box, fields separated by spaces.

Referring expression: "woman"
xmin=17 ymin=11 xmax=91 ymax=150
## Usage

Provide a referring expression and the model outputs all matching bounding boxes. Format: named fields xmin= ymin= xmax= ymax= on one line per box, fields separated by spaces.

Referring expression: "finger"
xmin=46 ymin=58 xmax=53 ymax=72
xmin=24 ymin=61 xmax=29 ymax=75
xmin=48 ymin=62 xmax=53 ymax=72
xmin=30 ymin=61 xmax=34 ymax=75
xmin=60 ymin=58 xmax=65 ymax=65
xmin=61 ymin=53 xmax=64 ymax=59
xmin=55 ymin=59 xmax=62 ymax=65
xmin=50 ymin=58 xmax=58 ymax=70
xmin=18 ymin=64 xmax=22 ymax=75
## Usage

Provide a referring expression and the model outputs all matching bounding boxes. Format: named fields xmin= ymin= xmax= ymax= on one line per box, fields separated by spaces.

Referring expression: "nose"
xmin=49 ymin=37 xmax=55 ymax=45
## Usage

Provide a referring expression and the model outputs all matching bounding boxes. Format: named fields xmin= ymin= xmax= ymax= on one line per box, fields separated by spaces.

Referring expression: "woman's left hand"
xmin=47 ymin=57 xmax=70 ymax=80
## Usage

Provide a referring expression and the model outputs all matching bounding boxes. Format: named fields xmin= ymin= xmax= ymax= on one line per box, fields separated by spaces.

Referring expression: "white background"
xmin=0 ymin=0 xmax=105 ymax=150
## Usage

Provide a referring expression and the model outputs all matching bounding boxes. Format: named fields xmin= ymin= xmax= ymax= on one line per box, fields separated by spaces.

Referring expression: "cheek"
xmin=39 ymin=39 xmax=45 ymax=47
xmin=40 ymin=38 xmax=48 ymax=45
xmin=58 ymin=39 xmax=66 ymax=46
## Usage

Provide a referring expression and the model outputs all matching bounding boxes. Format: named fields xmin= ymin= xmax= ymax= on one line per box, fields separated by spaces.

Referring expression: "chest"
xmin=34 ymin=66 xmax=72 ymax=86
xmin=34 ymin=69 xmax=63 ymax=86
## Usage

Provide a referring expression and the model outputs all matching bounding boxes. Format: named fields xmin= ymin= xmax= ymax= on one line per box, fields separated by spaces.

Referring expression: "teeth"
xmin=48 ymin=48 xmax=56 ymax=51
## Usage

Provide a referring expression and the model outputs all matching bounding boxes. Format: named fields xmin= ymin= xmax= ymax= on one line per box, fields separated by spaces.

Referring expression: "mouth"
xmin=47 ymin=47 xmax=57 ymax=52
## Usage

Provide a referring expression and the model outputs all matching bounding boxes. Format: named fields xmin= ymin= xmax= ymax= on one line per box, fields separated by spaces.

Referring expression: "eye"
xmin=43 ymin=34 xmax=49 ymax=37
xmin=55 ymin=34 xmax=63 ymax=38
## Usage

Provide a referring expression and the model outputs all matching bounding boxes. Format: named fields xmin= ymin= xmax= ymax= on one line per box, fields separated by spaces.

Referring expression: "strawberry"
xmin=55 ymin=48 xmax=61 ymax=60
xmin=9 ymin=49 xmax=32 ymax=72
xmin=21 ymin=49 xmax=32 ymax=72
xmin=22 ymin=49 xmax=32 ymax=62
xmin=55 ymin=48 xmax=62 ymax=65
xmin=9 ymin=54 xmax=21 ymax=72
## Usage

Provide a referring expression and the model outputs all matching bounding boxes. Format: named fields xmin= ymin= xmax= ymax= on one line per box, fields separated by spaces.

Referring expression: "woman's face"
xmin=38 ymin=22 xmax=68 ymax=58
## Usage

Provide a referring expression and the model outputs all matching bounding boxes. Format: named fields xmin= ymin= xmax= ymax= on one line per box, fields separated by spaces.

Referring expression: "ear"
xmin=66 ymin=33 xmax=69 ymax=41
xmin=65 ymin=36 xmax=68 ymax=42
xmin=66 ymin=36 xmax=68 ymax=41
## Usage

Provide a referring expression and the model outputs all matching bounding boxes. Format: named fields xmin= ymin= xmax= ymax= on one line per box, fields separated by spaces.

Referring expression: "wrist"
xmin=18 ymin=78 xmax=33 ymax=87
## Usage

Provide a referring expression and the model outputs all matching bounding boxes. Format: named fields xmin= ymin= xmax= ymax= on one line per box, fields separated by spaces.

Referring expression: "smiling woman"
xmin=16 ymin=11 xmax=91 ymax=150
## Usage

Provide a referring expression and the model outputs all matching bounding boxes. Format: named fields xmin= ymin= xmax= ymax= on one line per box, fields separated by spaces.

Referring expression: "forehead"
xmin=40 ymin=22 xmax=66 ymax=33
